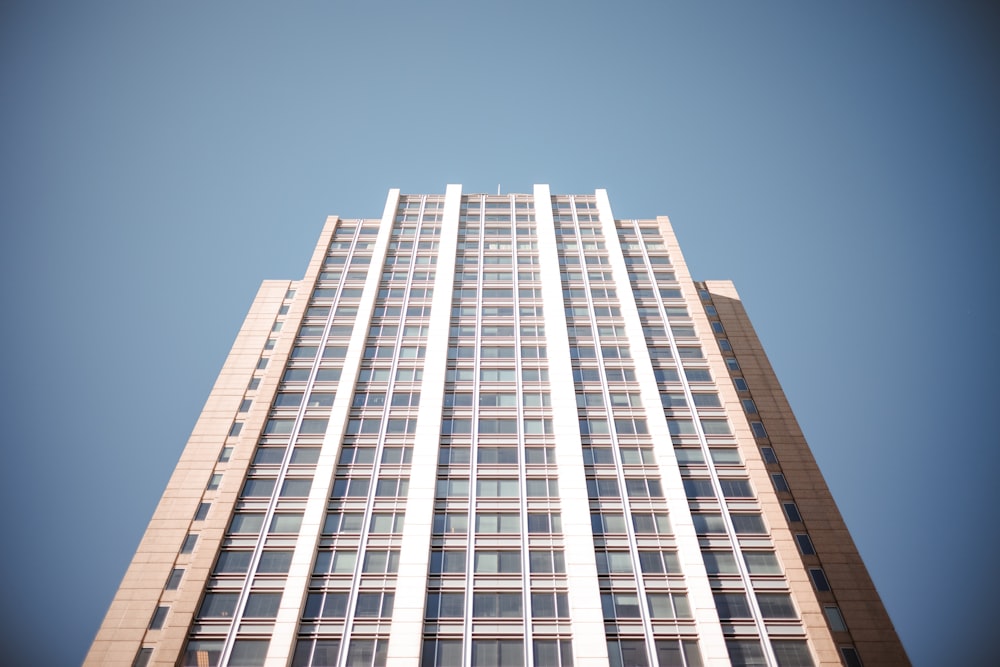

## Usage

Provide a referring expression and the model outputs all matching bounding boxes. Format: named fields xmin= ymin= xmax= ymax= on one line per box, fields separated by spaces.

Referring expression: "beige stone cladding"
xmin=85 ymin=216 xmax=340 ymax=667
xmin=705 ymin=279 xmax=910 ymax=667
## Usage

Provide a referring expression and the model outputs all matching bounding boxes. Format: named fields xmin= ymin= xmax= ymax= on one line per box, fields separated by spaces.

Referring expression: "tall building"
xmin=87 ymin=186 xmax=908 ymax=667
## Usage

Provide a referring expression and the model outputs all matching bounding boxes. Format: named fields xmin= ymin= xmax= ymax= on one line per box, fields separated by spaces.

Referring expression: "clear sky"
xmin=1 ymin=2 xmax=997 ymax=665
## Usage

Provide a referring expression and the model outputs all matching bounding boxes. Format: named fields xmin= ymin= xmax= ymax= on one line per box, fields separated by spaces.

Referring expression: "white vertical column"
xmin=594 ymin=189 xmax=730 ymax=666
xmin=386 ymin=184 xmax=462 ymax=666
xmin=534 ymin=184 xmax=610 ymax=667
xmin=265 ymin=189 xmax=401 ymax=667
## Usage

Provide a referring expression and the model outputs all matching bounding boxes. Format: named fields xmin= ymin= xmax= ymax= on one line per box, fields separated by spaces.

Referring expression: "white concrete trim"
xmin=386 ymin=184 xmax=462 ymax=665
xmin=535 ymin=184 xmax=610 ymax=667
xmin=264 ymin=189 xmax=400 ymax=667
xmin=595 ymin=190 xmax=731 ymax=666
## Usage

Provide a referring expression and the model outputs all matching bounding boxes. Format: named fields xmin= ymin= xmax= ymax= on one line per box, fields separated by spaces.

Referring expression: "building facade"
xmin=87 ymin=186 xmax=908 ymax=667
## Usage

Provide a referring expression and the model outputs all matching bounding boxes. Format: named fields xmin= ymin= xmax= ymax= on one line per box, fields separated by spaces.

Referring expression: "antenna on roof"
xmin=497 ymin=184 xmax=501 ymax=195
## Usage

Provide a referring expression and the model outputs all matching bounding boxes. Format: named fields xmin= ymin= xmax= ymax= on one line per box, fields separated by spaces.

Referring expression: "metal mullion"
xmin=462 ymin=194 xmax=484 ymax=667
xmin=510 ymin=194 xmax=534 ymax=667
xmin=218 ymin=222 xmax=362 ymax=666
xmin=633 ymin=219 xmax=778 ymax=666
xmin=571 ymin=199 xmax=659 ymax=667
xmin=334 ymin=197 xmax=426 ymax=667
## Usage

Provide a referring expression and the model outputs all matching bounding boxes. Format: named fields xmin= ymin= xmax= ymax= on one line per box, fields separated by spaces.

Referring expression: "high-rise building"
xmin=87 ymin=186 xmax=908 ymax=667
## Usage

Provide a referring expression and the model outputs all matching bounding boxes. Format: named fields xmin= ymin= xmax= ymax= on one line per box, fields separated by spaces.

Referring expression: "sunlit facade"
xmin=87 ymin=186 xmax=908 ymax=667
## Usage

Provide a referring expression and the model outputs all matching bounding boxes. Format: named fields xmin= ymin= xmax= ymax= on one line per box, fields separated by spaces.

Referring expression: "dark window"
xmin=166 ymin=568 xmax=183 ymax=590
xmin=148 ymin=606 xmax=168 ymax=629
xmin=810 ymin=568 xmax=831 ymax=591
xmin=132 ymin=648 xmax=154 ymax=667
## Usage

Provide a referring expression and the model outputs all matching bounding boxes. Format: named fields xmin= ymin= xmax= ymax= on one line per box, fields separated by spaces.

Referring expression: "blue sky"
xmin=1 ymin=2 xmax=997 ymax=665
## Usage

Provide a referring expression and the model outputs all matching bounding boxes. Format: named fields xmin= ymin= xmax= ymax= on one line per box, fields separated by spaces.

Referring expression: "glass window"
xmin=632 ymin=512 xmax=671 ymax=534
xmin=647 ymin=593 xmax=692 ymax=619
xmin=344 ymin=639 xmax=387 ymax=667
xmin=254 ymin=448 xmax=285 ymax=465
xmin=148 ymin=606 xmax=168 ymax=629
xmin=841 ymin=648 xmax=863 ymax=667
xmin=473 ymin=592 xmax=523 ymax=618
xmin=730 ymin=514 xmax=767 ymax=535
xmin=355 ymin=592 xmax=394 ymax=618
xmin=166 ymin=568 xmax=184 ymax=590
xmin=281 ymin=478 xmax=313 ymax=497
xmin=245 ymin=593 xmax=281 ymax=618
xmin=638 ymin=550 xmax=681 ymax=574
xmin=435 ymin=478 xmax=469 ymax=498
xmin=303 ymin=592 xmax=348 ymax=618
xmin=757 ymin=593 xmax=797 ymax=619
xmin=607 ymin=639 xmax=649 ymax=667
xmin=532 ymin=640 xmax=573 ymax=667
xmin=524 ymin=447 xmax=556 ymax=465
xmin=292 ymin=639 xmax=341 ymax=667
xmin=370 ymin=512 xmax=405 ymax=533
xmin=182 ymin=641 xmax=223 ymax=667
xmin=691 ymin=393 xmax=721 ymax=408
xmin=711 ymin=448 xmax=742 ymax=465
xmin=194 ymin=503 xmax=210 ymax=521
xmin=362 ymin=550 xmax=399 ymax=574
xmin=703 ymin=551 xmax=738 ymax=575
xmin=180 ymin=534 xmax=197 ymax=554
xmin=824 ymin=606 xmax=848 ymax=632
xmin=215 ymin=551 xmax=251 ymax=574
xmin=772 ymin=473 xmax=790 ymax=493
xmin=528 ymin=549 xmax=566 ymax=574
xmin=199 ymin=592 xmax=238 ymax=618
xmin=133 ymin=648 xmax=154 ymax=667
xmin=591 ymin=512 xmax=625 ymax=534
xmin=713 ymin=592 xmax=751 ymax=619
xmin=475 ymin=550 xmax=521 ymax=573
xmin=602 ymin=592 xmax=642 ymax=619
xmin=726 ymin=640 xmax=765 ymax=667
xmin=720 ymin=479 xmax=754 ymax=498
xmin=810 ymin=568 xmax=831 ymax=591
xmin=784 ymin=503 xmax=802 ymax=523
xmin=425 ymin=592 xmax=465 ymax=619
xmin=772 ymin=641 xmax=815 ymax=667
xmin=229 ymin=512 xmax=264 ymax=534
xmin=526 ymin=478 xmax=558 ymax=497
xmin=314 ymin=550 xmax=356 ymax=575
xmin=242 ymin=478 xmax=276 ymax=498
xmin=744 ymin=551 xmax=782 ymax=575
xmin=684 ymin=369 xmax=712 ymax=382
xmin=269 ymin=514 xmax=303 ymax=533
xmin=258 ymin=551 xmax=293 ymax=574
xmin=683 ymin=479 xmax=715 ymax=498
xmin=291 ymin=447 xmax=321 ymax=465
xmin=595 ymin=551 xmax=633 ymax=574
xmin=429 ymin=550 xmax=467 ymax=574
xmin=701 ymin=419 xmax=731 ymax=435
xmin=531 ymin=592 xmax=569 ymax=618
xmin=655 ymin=640 xmax=703 ymax=667
xmin=476 ymin=512 xmax=520 ymax=533
xmin=796 ymin=534 xmax=816 ymax=555
xmin=471 ymin=639 xmax=523 ymax=667
xmin=421 ymin=639 xmax=463 ymax=667
xmin=207 ymin=473 xmax=223 ymax=491
xmin=478 ymin=447 xmax=518 ymax=464
xmin=433 ymin=512 xmax=468 ymax=534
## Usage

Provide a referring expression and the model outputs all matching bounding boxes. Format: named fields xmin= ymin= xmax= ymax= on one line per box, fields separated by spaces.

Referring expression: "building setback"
xmin=87 ymin=186 xmax=909 ymax=667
